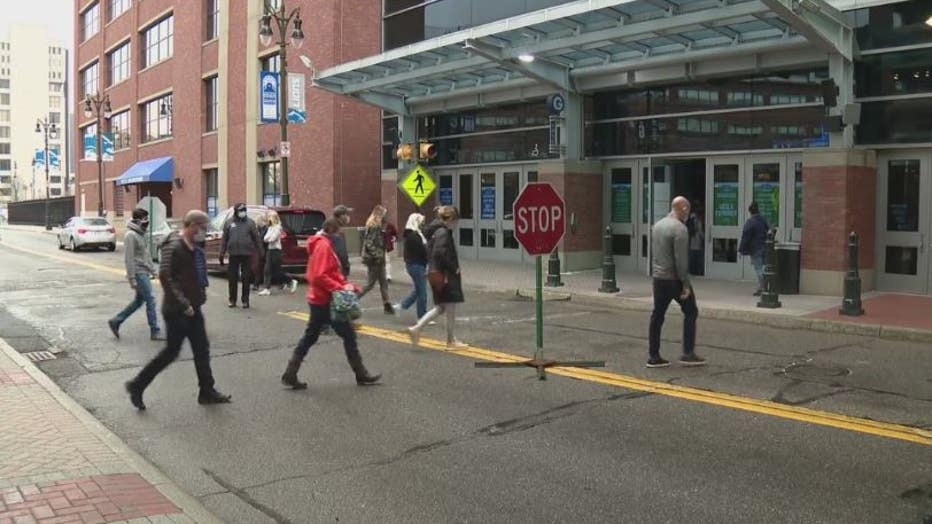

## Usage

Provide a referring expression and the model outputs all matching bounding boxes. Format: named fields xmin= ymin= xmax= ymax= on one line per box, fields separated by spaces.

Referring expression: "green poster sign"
xmin=794 ymin=179 xmax=803 ymax=229
xmin=611 ymin=183 xmax=632 ymax=224
xmin=753 ymin=181 xmax=780 ymax=227
xmin=713 ymin=182 xmax=739 ymax=226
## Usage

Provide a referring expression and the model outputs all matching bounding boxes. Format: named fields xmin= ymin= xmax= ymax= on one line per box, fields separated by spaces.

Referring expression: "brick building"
xmin=73 ymin=0 xmax=382 ymax=225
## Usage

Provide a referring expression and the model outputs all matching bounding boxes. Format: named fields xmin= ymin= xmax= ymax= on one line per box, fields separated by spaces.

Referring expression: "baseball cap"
xmin=333 ymin=204 xmax=353 ymax=217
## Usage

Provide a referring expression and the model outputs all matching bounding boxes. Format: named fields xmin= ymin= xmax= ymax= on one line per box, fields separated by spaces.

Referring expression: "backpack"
xmin=330 ymin=289 xmax=361 ymax=323
xmin=361 ymin=227 xmax=383 ymax=265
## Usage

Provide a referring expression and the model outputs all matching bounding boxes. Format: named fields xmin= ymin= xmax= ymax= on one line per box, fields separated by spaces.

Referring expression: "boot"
xmin=383 ymin=302 xmax=395 ymax=315
xmin=355 ymin=368 xmax=382 ymax=386
xmin=281 ymin=358 xmax=307 ymax=390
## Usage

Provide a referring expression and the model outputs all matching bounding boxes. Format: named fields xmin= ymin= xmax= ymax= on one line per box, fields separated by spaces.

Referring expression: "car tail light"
xmin=107 ymin=227 xmax=115 ymax=233
xmin=77 ymin=228 xmax=88 ymax=234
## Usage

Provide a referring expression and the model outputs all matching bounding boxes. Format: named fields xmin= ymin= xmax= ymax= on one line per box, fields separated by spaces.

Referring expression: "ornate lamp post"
xmin=259 ymin=0 xmax=304 ymax=207
xmin=83 ymin=93 xmax=111 ymax=217
xmin=35 ymin=119 xmax=57 ymax=230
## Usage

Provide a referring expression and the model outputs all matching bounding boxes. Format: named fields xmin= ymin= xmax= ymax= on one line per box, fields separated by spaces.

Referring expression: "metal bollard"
xmin=545 ymin=248 xmax=564 ymax=287
xmin=840 ymin=231 xmax=864 ymax=316
xmin=757 ymin=229 xmax=781 ymax=309
xmin=598 ymin=227 xmax=620 ymax=293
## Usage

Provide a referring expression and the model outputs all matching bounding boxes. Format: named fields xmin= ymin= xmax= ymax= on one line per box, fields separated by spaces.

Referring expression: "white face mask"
xmin=237 ymin=211 xmax=247 ymax=219
xmin=193 ymin=230 xmax=206 ymax=243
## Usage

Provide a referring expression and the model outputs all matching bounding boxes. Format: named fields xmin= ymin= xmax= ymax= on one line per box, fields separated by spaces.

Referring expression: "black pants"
xmin=264 ymin=249 xmax=288 ymax=288
xmin=648 ymin=279 xmax=698 ymax=358
xmin=228 ymin=255 xmax=252 ymax=303
xmin=132 ymin=308 xmax=215 ymax=393
xmin=292 ymin=304 xmax=364 ymax=375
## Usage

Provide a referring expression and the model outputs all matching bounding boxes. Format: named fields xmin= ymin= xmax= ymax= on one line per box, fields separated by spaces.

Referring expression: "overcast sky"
xmin=0 ymin=0 xmax=74 ymax=48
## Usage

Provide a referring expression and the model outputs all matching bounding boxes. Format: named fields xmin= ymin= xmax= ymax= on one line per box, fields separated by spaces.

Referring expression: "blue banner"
xmin=83 ymin=133 xmax=114 ymax=161
xmin=34 ymin=148 xmax=61 ymax=169
xmin=439 ymin=187 xmax=453 ymax=206
xmin=481 ymin=186 xmax=496 ymax=220
xmin=260 ymin=71 xmax=280 ymax=124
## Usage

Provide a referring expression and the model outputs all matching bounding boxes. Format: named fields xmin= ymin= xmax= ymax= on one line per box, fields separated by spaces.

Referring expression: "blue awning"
xmin=116 ymin=157 xmax=174 ymax=186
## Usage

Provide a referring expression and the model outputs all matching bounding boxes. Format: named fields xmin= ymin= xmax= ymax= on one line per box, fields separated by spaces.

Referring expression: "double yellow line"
xmin=282 ymin=310 xmax=932 ymax=447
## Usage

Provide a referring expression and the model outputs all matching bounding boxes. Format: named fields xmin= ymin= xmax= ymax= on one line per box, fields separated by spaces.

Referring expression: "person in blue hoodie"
xmin=739 ymin=201 xmax=770 ymax=296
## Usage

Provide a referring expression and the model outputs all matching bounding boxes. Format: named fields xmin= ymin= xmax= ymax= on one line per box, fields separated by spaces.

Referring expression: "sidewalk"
xmin=0 ymin=340 xmax=220 ymax=524
xmin=372 ymin=256 xmax=932 ymax=343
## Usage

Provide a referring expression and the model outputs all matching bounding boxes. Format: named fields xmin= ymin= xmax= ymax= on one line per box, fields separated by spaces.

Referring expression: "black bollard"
xmin=545 ymin=248 xmax=564 ymax=287
xmin=757 ymin=229 xmax=781 ymax=309
xmin=840 ymin=231 xmax=864 ymax=316
xmin=599 ymin=227 xmax=620 ymax=293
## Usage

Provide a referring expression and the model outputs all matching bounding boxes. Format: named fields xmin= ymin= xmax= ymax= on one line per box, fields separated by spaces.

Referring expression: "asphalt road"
xmin=0 ymin=227 xmax=930 ymax=524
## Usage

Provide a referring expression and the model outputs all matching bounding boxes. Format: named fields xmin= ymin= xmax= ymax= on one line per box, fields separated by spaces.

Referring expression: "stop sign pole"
xmin=474 ymin=183 xmax=604 ymax=380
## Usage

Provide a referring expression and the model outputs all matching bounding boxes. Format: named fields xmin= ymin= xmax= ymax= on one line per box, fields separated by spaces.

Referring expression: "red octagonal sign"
xmin=513 ymin=183 xmax=566 ymax=256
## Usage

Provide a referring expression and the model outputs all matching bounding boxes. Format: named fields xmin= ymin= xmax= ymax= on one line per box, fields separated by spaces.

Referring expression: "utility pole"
xmin=35 ymin=119 xmax=57 ymax=230
xmin=83 ymin=93 xmax=111 ymax=217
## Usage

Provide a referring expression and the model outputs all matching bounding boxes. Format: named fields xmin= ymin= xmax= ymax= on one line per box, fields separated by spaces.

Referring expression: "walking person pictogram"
xmin=414 ymin=171 xmax=425 ymax=195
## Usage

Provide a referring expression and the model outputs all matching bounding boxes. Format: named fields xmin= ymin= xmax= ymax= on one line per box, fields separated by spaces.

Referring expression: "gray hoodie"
xmin=124 ymin=221 xmax=156 ymax=281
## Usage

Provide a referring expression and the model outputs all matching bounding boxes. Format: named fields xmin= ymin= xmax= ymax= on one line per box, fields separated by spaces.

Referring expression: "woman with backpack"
xmin=407 ymin=206 xmax=467 ymax=349
xmin=359 ymin=205 xmax=395 ymax=314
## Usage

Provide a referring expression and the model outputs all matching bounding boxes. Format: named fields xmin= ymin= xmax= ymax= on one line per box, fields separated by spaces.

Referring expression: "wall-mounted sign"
xmin=260 ymin=71 xmax=280 ymax=124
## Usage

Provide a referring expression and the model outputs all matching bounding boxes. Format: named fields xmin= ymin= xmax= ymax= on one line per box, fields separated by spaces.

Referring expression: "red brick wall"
xmin=801 ymin=164 xmax=876 ymax=272
xmin=539 ymin=171 xmax=603 ymax=253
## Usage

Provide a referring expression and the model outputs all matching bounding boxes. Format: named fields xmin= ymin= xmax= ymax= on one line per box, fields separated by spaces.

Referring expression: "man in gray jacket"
xmin=109 ymin=208 xmax=163 ymax=341
xmin=219 ymin=203 xmax=263 ymax=308
xmin=647 ymin=196 xmax=705 ymax=368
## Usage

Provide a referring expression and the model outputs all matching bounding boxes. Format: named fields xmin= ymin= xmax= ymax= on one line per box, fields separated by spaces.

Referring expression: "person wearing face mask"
xmin=125 ymin=210 xmax=231 ymax=410
xmin=108 ymin=208 xmax=163 ymax=341
xmin=219 ymin=203 xmax=263 ymax=309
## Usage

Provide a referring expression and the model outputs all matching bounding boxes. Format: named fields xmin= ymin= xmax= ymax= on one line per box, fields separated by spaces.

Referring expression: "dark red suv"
xmin=204 ymin=205 xmax=326 ymax=275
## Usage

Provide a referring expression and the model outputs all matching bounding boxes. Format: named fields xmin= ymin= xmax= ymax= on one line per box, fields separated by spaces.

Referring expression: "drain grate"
xmin=22 ymin=351 xmax=57 ymax=362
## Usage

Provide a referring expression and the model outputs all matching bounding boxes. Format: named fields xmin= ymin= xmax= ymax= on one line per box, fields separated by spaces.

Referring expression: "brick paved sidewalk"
xmin=0 ymin=340 xmax=220 ymax=524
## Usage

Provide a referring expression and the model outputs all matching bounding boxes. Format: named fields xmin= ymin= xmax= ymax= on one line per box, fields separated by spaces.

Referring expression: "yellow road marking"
xmin=281 ymin=310 xmax=932 ymax=447
xmin=2 ymin=242 xmax=126 ymax=277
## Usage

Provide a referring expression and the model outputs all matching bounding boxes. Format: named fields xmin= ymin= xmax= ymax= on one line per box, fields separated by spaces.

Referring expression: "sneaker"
xmin=753 ymin=290 xmax=762 ymax=297
xmin=228 ymin=301 xmax=236 ymax=308
xmin=242 ymin=301 xmax=250 ymax=309
xmin=679 ymin=354 xmax=708 ymax=367
xmin=257 ymin=288 xmax=271 ymax=296
xmin=383 ymin=303 xmax=395 ymax=315
xmin=446 ymin=340 xmax=469 ymax=350
xmin=355 ymin=371 xmax=382 ymax=386
xmin=407 ymin=327 xmax=420 ymax=346
xmin=108 ymin=319 xmax=120 ymax=339
xmin=646 ymin=357 xmax=670 ymax=368
xmin=125 ymin=381 xmax=145 ymax=410
xmin=150 ymin=331 xmax=165 ymax=341
xmin=288 ymin=280 xmax=298 ymax=294
xmin=392 ymin=303 xmax=403 ymax=313
xmin=197 ymin=389 xmax=232 ymax=405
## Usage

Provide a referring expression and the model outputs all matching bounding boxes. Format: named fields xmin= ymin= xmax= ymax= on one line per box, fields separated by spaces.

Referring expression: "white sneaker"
xmin=446 ymin=340 xmax=469 ymax=350
xmin=288 ymin=280 xmax=298 ymax=294
xmin=428 ymin=320 xmax=438 ymax=326
xmin=257 ymin=288 xmax=271 ymax=296
xmin=407 ymin=327 xmax=420 ymax=346
xmin=392 ymin=303 xmax=403 ymax=313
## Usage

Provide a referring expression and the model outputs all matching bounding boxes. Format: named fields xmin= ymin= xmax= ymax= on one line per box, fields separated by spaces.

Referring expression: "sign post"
xmin=475 ymin=183 xmax=604 ymax=380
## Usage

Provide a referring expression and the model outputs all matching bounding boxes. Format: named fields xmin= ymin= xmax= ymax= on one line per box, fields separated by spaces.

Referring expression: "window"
xmin=260 ymin=53 xmax=280 ymax=73
xmin=0 ymin=160 xmax=10 ymax=170
xmin=855 ymin=49 xmax=932 ymax=98
xmin=848 ymin=0 xmax=932 ymax=51
xmin=49 ymin=113 xmax=61 ymax=125
xmin=109 ymin=42 xmax=130 ymax=85
xmin=141 ymin=94 xmax=172 ymax=142
xmin=726 ymin=91 xmax=764 ymax=107
xmin=205 ymin=168 xmax=218 ymax=217
xmin=205 ymin=76 xmax=218 ymax=131
xmin=261 ymin=161 xmax=282 ymax=206
xmin=0 ymin=127 xmax=8 ymax=138
xmin=0 ymin=143 xmax=9 ymax=154
xmin=83 ymin=123 xmax=98 ymax=140
xmin=677 ymin=118 xmax=719 ymax=134
xmin=0 ymin=175 xmax=10 ymax=184
xmin=110 ymin=0 xmax=131 ymax=20
xmin=382 ymin=115 xmax=399 ymax=170
xmin=82 ymin=62 xmax=99 ymax=97
xmin=678 ymin=89 xmax=718 ymax=105
xmin=206 ymin=0 xmax=220 ymax=41
xmin=49 ymin=82 xmax=63 ymax=92
xmin=0 ymin=110 xmax=9 ymax=123
xmin=50 ymin=188 xmax=62 ymax=196
xmin=110 ymin=110 xmax=131 ymax=149
xmin=143 ymin=15 xmax=174 ymax=68
xmin=0 ymin=79 xmax=8 ymax=88
xmin=0 ymin=93 xmax=8 ymax=105
xmin=83 ymin=2 xmax=100 ymax=41
xmin=49 ymin=96 xmax=61 ymax=109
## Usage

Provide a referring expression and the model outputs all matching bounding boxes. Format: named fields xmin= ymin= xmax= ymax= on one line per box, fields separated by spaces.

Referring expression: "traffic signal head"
xmin=418 ymin=142 xmax=437 ymax=161
xmin=820 ymin=79 xmax=839 ymax=107
xmin=396 ymin=143 xmax=414 ymax=162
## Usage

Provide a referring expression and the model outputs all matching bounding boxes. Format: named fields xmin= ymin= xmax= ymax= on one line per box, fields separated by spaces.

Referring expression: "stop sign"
xmin=513 ymin=183 xmax=565 ymax=256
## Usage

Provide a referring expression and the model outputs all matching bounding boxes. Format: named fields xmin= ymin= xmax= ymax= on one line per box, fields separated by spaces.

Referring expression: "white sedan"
xmin=58 ymin=217 xmax=117 ymax=252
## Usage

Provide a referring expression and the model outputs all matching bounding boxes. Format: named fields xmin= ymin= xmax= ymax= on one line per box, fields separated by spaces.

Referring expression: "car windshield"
xmin=281 ymin=212 xmax=325 ymax=236
xmin=80 ymin=219 xmax=109 ymax=226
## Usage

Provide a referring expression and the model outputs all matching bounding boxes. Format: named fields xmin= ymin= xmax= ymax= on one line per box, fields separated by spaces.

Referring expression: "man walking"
xmin=331 ymin=205 xmax=353 ymax=278
xmin=739 ymin=201 xmax=770 ymax=296
xmin=647 ymin=196 xmax=706 ymax=368
xmin=219 ymin=203 xmax=263 ymax=308
xmin=109 ymin=208 xmax=163 ymax=341
xmin=125 ymin=210 xmax=231 ymax=410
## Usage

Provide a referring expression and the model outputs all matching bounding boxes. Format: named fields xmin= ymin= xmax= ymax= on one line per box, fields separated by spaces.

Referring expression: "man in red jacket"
xmin=281 ymin=218 xmax=381 ymax=389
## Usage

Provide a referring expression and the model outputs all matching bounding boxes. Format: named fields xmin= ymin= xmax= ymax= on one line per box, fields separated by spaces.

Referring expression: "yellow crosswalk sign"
xmin=400 ymin=164 xmax=436 ymax=207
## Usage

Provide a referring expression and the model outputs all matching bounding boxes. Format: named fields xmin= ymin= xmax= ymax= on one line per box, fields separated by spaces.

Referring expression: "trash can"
xmin=775 ymin=242 xmax=801 ymax=294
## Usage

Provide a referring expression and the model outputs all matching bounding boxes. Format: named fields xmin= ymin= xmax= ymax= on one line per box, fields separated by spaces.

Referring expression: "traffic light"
xmin=396 ymin=143 xmax=414 ymax=162
xmin=418 ymin=142 xmax=437 ymax=161
xmin=820 ymin=79 xmax=839 ymax=107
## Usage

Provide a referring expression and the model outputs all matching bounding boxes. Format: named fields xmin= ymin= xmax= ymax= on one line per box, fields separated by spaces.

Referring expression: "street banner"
xmin=287 ymin=73 xmax=307 ymax=124
xmin=34 ymin=148 xmax=61 ymax=169
xmin=83 ymin=133 xmax=114 ymax=161
xmin=260 ymin=71 xmax=280 ymax=124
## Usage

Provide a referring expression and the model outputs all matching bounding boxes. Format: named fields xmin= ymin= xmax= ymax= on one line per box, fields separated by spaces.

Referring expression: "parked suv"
xmin=203 ymin=205 xmax=325 ymax=275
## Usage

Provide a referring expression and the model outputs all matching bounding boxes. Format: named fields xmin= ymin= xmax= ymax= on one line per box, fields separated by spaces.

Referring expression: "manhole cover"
xmin=783 ymin=362 xmax=850 ymax=378
xmin=22 ymin=351 xmax=57 ymax=362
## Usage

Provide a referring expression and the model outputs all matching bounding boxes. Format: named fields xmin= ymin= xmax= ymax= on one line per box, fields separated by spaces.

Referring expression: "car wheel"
xmin=57 ymin=237 xmax=64 ymax=250
xmin=107 ymin=243 xmax=116 ymax=252
xmin=70 ymin=237 xmax=79 ymax=252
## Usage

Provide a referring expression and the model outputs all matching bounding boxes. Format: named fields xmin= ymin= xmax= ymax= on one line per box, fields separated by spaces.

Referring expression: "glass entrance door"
xmin=706 ymin=157 xmax=744 ymax=280
xmin=877 ymin=152 xmax=931 ymax=293
xmin=605 ymin=162 xmax=638 ymax=271
xmin=476 ymin=167 xmax=527 ymax=262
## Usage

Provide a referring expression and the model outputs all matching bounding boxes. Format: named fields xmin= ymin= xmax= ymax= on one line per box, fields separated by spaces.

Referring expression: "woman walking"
xmin=258 ymin=211 xmax=297 ymax=296
xmin=395 ymin=213 xmax=429 ymax=319
xmin=408 ymin=206 xmax=467 ymax=349
xmin=359 ymin=205 xmax=395 ymax=314
xmin=280 ymin=218 xmax=381 ymax=389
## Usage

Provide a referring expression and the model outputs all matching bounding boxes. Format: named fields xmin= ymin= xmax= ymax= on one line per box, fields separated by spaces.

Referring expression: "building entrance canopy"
xmin=314 ymin=0 xmax=853 ymax=115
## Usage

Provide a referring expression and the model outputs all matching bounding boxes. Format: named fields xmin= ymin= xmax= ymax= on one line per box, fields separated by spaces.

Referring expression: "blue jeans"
xmin=113 ymin=273 xmax=159 ymax=333
xmin=400 ymin=263 xmax=428 ymax=318
xmin=751 ymin=251 xmax=765 ymax=290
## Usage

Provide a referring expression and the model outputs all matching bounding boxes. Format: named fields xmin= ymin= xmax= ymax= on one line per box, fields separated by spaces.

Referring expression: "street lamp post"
xmin=84 ymin=92 xmax=112 ymax=217
xmin=260 ymin=0 xmax=304 ymax=207
xmin=35 ymin=119 xmax=58 ymax=231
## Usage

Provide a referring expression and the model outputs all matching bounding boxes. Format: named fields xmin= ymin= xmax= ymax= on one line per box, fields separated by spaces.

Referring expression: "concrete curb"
xmin=0 ymin=338 xmax=223 ymax=524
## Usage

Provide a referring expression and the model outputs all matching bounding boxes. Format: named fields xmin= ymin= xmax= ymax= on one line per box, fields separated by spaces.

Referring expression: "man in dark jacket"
xmin=219 ymin=203 xmax=263 ymax=308
xmin=739 ymin=201 xmax=770 ymax=296
xmin=125 ymin=210 xmax=231 ymax=410
xmin=109 ymin=208 xmax=162 ymax=341
xmin=331 ymin=204 xmax=353 ymax=277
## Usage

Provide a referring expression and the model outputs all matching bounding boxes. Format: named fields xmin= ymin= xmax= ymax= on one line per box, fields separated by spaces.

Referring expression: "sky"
xmin=0 ymin=0 xmax=74 ymax=48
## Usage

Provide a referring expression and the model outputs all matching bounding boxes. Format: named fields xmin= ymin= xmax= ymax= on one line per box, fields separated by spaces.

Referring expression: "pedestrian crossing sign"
xmin=400 ymin=164 xmax=436 ymax=207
